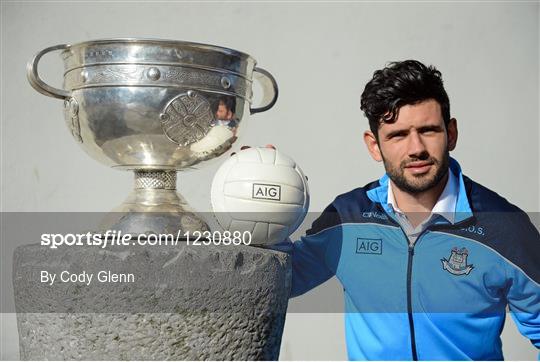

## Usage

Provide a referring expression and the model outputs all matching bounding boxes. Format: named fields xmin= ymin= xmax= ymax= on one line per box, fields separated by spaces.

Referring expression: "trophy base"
xmin=100 ymin=170 xmax=210 ymax=235
xmin=13 ymin=243 xmax=291 ymax=360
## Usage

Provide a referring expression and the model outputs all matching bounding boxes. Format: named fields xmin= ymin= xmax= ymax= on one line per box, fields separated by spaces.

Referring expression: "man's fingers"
xmin=231 ymin=144 xmax=275 ymax=156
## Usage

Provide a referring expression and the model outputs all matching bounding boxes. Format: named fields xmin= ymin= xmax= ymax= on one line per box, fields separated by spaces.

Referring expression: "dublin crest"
xmin=441 ymin=247 xmax=474 ymax=275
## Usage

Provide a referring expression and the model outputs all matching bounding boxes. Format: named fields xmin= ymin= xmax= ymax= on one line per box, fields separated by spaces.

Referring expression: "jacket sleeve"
xmin=505 ymin=217 xmax=540 ymax=355
xmin=271 ymin=203 xmax=343 ymax=298
xmin=507 ymin=271 xmax=540 ymax=356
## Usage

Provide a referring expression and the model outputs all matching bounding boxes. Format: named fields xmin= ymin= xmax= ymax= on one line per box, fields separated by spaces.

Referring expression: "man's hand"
xmin=231 ymin=144 xmax=276 ymax=156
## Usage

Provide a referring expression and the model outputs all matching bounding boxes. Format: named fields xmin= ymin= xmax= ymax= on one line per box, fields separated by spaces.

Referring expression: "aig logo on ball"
xmin=211 ymin=147 xmax=310 ymax=246
xmin=252 ymin=183 xmax=282 ymax=201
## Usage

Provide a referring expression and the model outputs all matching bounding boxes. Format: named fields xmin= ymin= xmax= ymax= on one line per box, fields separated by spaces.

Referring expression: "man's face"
xmin=216 ymin=103 xmax=232 ymax=120
xmin=364 ymin=99 xmax=458 ymax=194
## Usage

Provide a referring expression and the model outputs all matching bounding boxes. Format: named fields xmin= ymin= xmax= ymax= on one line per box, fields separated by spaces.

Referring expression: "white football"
xmin=211 ymin=147 xmax=309 ymax=245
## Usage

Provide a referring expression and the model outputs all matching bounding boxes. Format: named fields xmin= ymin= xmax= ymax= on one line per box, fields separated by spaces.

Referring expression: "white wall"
xmin=1 ymin=1 xmax=538 ymax=360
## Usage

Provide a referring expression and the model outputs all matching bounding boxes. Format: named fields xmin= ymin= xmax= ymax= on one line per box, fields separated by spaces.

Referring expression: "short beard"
xmin=382 ymin=151 xmax=450 ymax=194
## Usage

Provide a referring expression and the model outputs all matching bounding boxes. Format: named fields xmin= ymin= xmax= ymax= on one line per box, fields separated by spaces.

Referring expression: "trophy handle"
xmin=26 ymin=44 xmax=71 ymax=100
xmin=250 ymin=67 xmax=278 ymax=114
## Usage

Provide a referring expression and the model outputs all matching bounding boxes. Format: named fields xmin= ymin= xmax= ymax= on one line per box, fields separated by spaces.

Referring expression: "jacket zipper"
xmin=378 ymin=205 xmax=425 ymax=361
xmin=394 ymin=223 xmax=421 ymax=361
xmin=387 ymin=218 xmax=422 ymax=361
xmin=406 ymin=242 xmax=418 ymax=361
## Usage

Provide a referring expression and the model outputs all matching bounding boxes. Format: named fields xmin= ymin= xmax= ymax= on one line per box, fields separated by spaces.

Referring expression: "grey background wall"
xmin=1 ymin=1 xmax=538 ymax=360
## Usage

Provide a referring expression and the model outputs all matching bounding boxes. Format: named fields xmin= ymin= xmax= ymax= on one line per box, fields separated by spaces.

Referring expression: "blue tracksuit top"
xmin=277 ymin=158 xmax=540 ymax=360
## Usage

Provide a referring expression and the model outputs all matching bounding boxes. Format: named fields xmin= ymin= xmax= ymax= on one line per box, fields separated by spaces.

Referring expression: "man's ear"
xmin=447 ymin=118 xmax=458 ymax=151
xmin=364 ymin=130 xmax=383 ymax=162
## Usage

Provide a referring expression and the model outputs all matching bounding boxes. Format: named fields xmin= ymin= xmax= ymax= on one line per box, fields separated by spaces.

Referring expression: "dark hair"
xmin=217 ymin=96 xmax=236 ymax=114
xmin=360 ymin=60 xmax=450 ymax=138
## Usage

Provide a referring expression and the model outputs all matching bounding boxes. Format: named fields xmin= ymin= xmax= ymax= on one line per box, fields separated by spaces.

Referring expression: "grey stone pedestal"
xmin=13 ymin=243 xmax=291 ymax=360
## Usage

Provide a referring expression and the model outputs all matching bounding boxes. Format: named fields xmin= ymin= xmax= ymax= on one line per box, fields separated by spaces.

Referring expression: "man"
xmin=215 ymin=97 xmax=234 ymax=121
xmin=214 ymin=97 xmax=237 ymax=122
xmin=212 ymin=96 xmax=238 ymax=136
xmin=275 ymin=60 xmax=540 ymax=360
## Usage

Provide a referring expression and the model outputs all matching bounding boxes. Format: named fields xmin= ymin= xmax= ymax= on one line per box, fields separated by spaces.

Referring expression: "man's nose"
xmin=407 ymin=131 xmax=427 ymax=157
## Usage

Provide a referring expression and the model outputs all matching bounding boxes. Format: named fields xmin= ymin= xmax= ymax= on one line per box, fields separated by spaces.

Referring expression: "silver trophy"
xmin=27 ymin=38 xmax=278 ymax=234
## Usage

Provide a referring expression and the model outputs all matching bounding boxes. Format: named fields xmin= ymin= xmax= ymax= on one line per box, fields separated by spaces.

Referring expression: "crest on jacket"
xmin=441 ymin=247 xmax=474 ymax=275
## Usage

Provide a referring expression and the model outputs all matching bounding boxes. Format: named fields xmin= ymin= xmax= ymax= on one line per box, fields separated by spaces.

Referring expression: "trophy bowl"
xmin=27 ymin=38 xmax=278 ymax=234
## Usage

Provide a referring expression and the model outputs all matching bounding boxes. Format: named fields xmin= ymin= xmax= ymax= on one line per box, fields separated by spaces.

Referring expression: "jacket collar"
xmin=366 ymin=157 xmax=473 ymax=224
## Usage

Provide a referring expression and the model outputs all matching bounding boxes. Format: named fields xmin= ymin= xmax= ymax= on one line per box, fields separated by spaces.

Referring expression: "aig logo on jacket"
xmin=356 ymin=238 xmax=383 ymax=255
xmin=441 ymin=247 xmax=475 ymax=275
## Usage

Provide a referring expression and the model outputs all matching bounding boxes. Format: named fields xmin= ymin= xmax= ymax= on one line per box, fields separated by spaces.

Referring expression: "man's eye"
xmin=421 ymin=127 xmax=440 ymax=134
xmin=390 ymin=133 xmax=406 ymax=139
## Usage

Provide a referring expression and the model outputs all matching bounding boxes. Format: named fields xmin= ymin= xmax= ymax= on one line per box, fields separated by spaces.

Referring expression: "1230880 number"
xmin=186 ymin=230 xmax=252 ymax=246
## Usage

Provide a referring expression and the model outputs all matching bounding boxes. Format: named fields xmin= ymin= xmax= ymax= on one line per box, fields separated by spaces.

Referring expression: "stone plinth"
xmin=13 ymin=243 xmax=291 ymax=360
